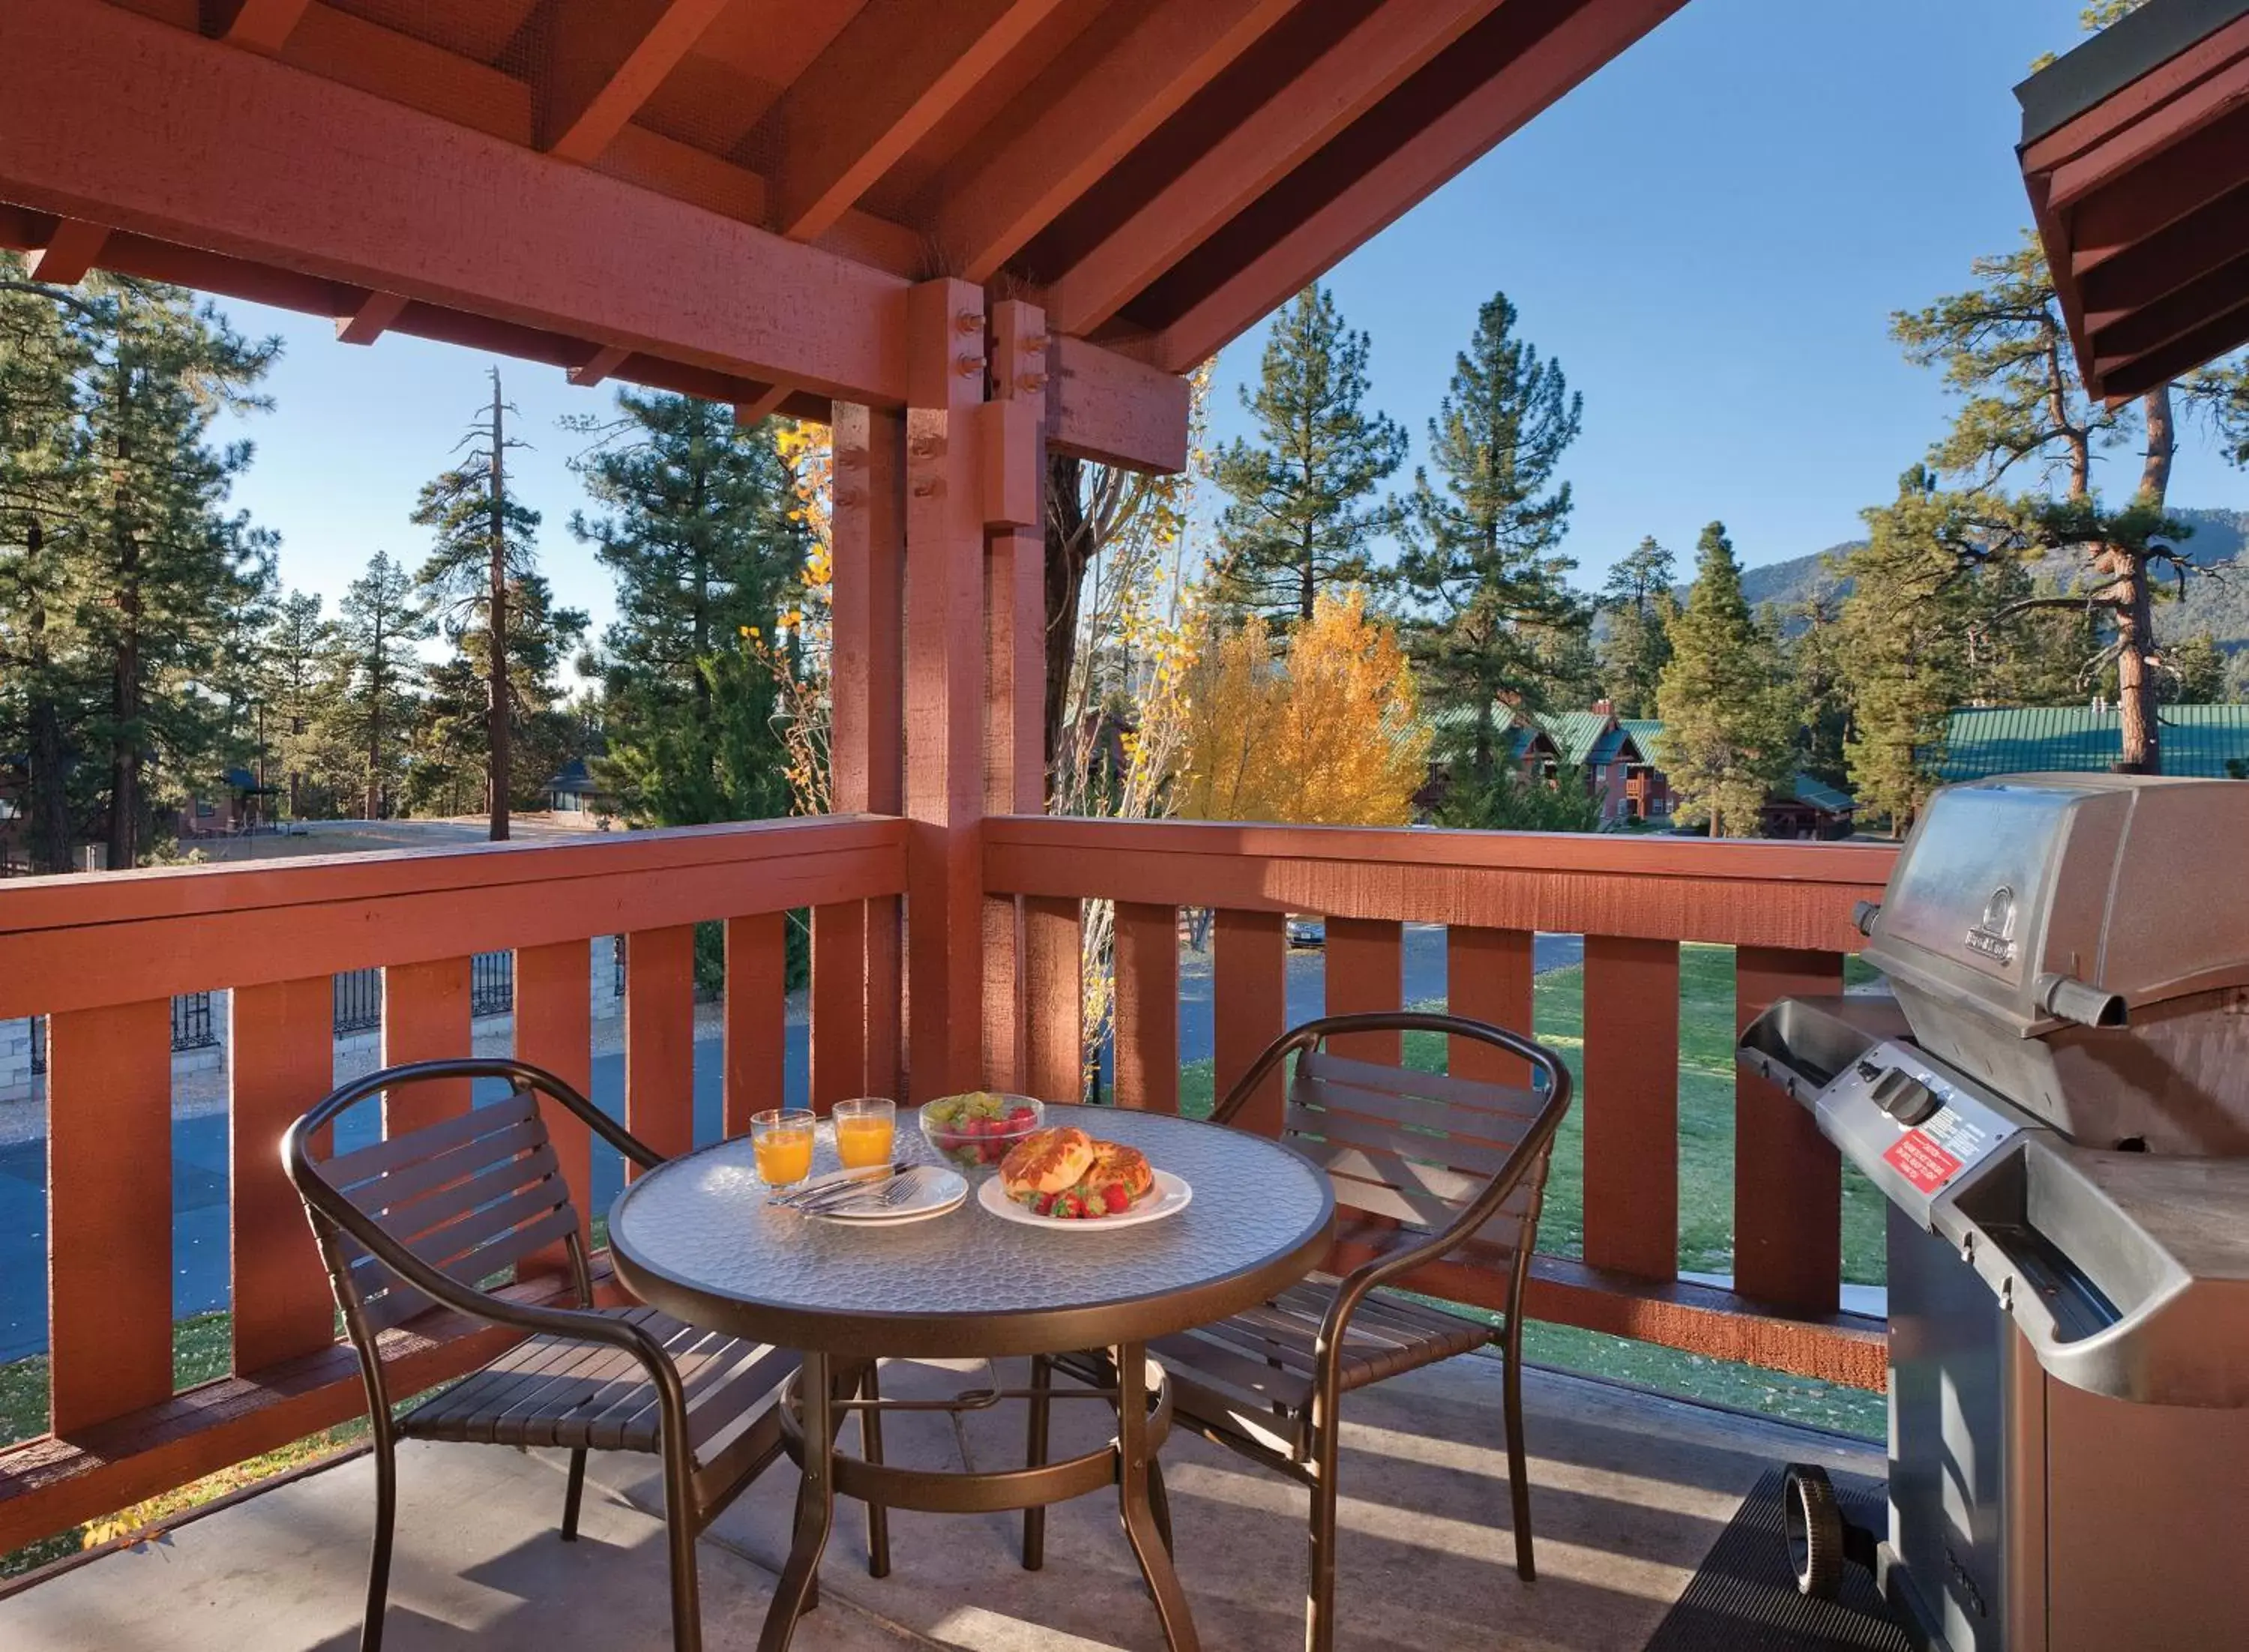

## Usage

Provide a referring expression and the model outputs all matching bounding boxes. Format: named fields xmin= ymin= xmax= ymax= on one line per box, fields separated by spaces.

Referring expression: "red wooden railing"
xmin=0 ymin=816 xmax=907 ymax=1553
xmin=981 ymin=816 xmax=1899 ymax=1387
xmin=0 ymin=810 xmax=1896 ymax=1557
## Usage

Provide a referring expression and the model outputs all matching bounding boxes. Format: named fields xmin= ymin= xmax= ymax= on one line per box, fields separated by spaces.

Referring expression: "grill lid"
xmin=1864 ymin=775 xmax=2249 ymax=1037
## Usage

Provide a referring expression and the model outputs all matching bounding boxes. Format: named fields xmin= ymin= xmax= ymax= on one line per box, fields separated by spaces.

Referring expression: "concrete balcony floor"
xmin=0 ymin=1353 xmax=1879 ymax=1651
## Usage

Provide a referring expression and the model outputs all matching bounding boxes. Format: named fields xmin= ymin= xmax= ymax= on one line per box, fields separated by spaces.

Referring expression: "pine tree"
xmin=1209 ymin=286 xmax=1405 ymax=626
xmin=407 ymin=570 xmax=586 ymax=816
xmin=2161 ymin=632 xmax=2227 ymax=703
xmin=0 ymin=253 xmax=95 ymax=871
xmin=1655 ymin=523 xmax=1793 ymax=838
xmin=330 ymin=550 xmax=430 ymax=819
xmin=1596 ymin=536 xmax=1676 ymax=717
xmin=1837 ymin=474 xmax=1989 ymax=830
xmin=412 ymin=369 xmax=538 ymax=839
xmin=70 ymin=276 xmax=278 ymax=865
xmin=1394 ymin=291 xmax=1586 ymax=778
xmin=1783 ymin=579 xmax=1853 ymax=787
xmin=566 ymin=388 xmax=801 ymax=826
xmin=257 ymin=589 xmax=340 ymax=818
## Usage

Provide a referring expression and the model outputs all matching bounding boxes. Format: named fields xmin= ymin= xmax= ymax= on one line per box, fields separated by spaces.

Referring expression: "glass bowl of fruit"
xmin=919 ymin=1092 xmax=1044 ymax=1177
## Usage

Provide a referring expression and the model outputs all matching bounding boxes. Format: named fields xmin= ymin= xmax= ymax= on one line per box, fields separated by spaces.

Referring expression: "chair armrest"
xmin=293 ymin=1055 xmax=667 ymax=1172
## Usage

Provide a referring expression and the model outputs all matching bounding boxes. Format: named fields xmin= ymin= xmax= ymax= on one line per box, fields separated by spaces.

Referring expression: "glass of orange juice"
xmin=751 ymin=1108 xmax=816 ymax=1189
xmin=832 ymin=1097 xmax=897 ymax=1174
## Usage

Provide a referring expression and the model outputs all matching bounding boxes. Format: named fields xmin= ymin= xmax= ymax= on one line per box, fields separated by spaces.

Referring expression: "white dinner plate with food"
xmin=978 ymin=1169 xmax=1192 ymax=1231
xmin=790 ymin=1165 xmax=968 ymax=1225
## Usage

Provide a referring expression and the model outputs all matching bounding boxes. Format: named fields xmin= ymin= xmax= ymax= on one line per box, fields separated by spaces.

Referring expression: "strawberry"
xmin=1101 ymin=1182 xmax=1131 ymax=1214
xmin=1006 ymin=1106 xmax=1038 ymax=1128
xmin=1052 ymin=1191 xmax=1083 ymax=1219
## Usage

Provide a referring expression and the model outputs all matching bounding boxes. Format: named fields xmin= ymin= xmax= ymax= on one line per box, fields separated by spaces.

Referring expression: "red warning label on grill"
xmin=1883 ymin=1130 xmax=1965 ymax=1193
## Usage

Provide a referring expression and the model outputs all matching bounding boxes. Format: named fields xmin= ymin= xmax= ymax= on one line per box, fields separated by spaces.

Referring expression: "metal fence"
xmin=470 ymin=950 xmax=514 ymax=1018
xmin=172 ymin=992 xmax=217 ymax=1051
xmin=334 ymin=969 xmax=382 ymax=1036
xmin=28 ymin=1013 xmax=44 ymax=1075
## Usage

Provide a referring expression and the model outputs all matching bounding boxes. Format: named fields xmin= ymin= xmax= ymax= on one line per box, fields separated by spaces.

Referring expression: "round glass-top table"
xmin=608 ymin=1103 xmax=1335 ymax=1652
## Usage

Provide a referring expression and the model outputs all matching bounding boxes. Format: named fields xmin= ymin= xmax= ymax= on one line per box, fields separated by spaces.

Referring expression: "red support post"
xmin=901 ymin=278 xmax=988 ymax=1100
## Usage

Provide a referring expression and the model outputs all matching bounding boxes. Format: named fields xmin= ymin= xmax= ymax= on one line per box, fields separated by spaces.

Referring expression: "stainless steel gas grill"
xmin=1737 ymin=775 xmax=2249 ymax=1652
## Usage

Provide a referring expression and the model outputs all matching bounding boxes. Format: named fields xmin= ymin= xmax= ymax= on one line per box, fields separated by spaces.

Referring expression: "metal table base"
xmin=763 ymin=1348 xmax=1187 ymax=1652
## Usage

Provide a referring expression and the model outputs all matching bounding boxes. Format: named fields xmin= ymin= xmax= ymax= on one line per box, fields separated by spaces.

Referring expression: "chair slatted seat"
xmin=285 ymin=1058 xmax=810 ymax=1652
xmin=1035 ymin=1013 xmax=1572 ymax=1652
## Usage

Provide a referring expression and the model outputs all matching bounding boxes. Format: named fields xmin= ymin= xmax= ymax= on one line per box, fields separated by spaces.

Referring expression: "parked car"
xmin=1286 ymin=915 xmax=1325 ymax=948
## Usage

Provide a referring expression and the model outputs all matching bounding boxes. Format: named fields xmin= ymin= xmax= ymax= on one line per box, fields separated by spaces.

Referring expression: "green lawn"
xmin=1179 ymin=942 xmax=1888 ymax=1438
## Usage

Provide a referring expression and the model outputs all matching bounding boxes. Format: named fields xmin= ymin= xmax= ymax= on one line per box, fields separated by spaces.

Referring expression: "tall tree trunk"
xmin=1043 ymin=450 xmax=1089 ymax=787
xmin=21 ymin=519 xmax=73 ymax=874
xmin=2140 ymin=384 xmax=2176 ymax=503
xmin=2105 ymin=548 xmax=2161 ymax=774
xmin=105 ymin=367 xmax=140 ymax=871
xmin=487 ymin=373 xmax=511 ymax=841
xmin=1299 ymin=525 xmax=1315 ymax=623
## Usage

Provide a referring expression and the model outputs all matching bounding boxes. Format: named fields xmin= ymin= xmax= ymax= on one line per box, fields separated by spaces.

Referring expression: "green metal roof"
xmin=1786 ymin=772 xmax=1855 ymax=814
xmin=1621 ymin=718 xmax=1667 ymax=767
xmin=1535 ymin=711 xmax=1610 ymax=768
xmin=1931 ymin=704 xmax=2249 ymax=780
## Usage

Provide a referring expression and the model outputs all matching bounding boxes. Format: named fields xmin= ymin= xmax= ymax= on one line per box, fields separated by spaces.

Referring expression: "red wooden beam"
xmin=936 ymin=0 xmax=1301 ymax=283
xmin=334 ymin=288 xmax=407 ymax=345
xmin=1044 ymin=0 xmax=1505 ymax=337
xmin=566 ymin=343 xmax=632 ymax=385
xmin=762 ymin=0 xmax=1070 ymax=243
xmin=202 ymin=0 xmax=312 ymax=55
xmin=1148 ymin=0 xmax=1687 ymax=372
xmin=732 ymin=382 xmax=792 ymax=426
xmin=534 ymin=0 xmax=733 ymax=164
xmin=0 ymin=0 xmax=906 ymax=405
xmin=25 ymin=217 xmax=107 ymax=285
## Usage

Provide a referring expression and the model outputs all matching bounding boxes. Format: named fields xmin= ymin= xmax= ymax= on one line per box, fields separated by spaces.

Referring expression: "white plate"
xmin=977 ymin=1169 xmax=1192 ymax=1231
xmin=792 ymin=1166 xmax=968 ymax=1225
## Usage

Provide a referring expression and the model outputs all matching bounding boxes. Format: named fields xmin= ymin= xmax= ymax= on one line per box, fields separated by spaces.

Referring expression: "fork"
xmin=798 ymin=1166 xmax=936 ymax=1217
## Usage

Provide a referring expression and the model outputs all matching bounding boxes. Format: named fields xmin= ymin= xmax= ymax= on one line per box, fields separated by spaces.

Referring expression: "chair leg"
xmin=661 ymin=1442 xmax=703 ymax=1652
xmin=361 ymin=1430 xmax=397 ymax=1652
xmin=1503 ymin=1336 xmax=1535 ymax=1582
xmin=561 ymin=1447 xmax=588 ymax=1542
xmin=1304 ymin=1381 xmax=1342 ymax=1652
xmin=859 ymin=1362 xmax=891 ymax=1579
xmin=1022 ymin=1353 xmax=1052 ymax=1570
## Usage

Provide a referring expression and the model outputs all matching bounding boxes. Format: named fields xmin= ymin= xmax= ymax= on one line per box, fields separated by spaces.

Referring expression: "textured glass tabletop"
xmin=606 ymin=1103 xmax=1335 ymax=1357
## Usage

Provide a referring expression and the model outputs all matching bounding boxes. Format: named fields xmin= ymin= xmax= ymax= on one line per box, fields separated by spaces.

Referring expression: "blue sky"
xmin=208 ymin=0 xmax=2242 ymax=652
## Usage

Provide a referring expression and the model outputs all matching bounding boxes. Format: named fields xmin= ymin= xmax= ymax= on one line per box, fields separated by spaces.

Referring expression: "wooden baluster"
xmin=1735 ymin=947 xmax=1845 ymax=1314
xmin=1582 ymin=935 xmax=1680 ymax=1282
xmin=231 ymin=978 xmax=338 ymax=1372
xmin=1325 ymin=917 xmax=1403 ymax=1063
xmin=382 ymin=958 xmax=471 ymax=1134
xmin=981 ymin=892 xmax=1025 ymax=1093
xmin=515 ymin=941 xmax=591 ymax=1267
xmin=726 ymin=912 xmax=788 ymax=1136
xmin=1113 ymin=902 xmax=1178 ymax=1113
xmin=864 ymin=896 xmax=903 ymax=1101
xmin=624 ymin=924 xmax=695 ymax=1165
xmin=1214 ymin=910 xmax=1286 ymax=1134
xmin=811 ymin=901 xmax=867 ymax=1109
xmin=48 ymin=1000 xmax=172 ymax=1433
xmin=1448 ymin=926 xmax=1535 ymax=1086
xmin=1023 ymin=896 xmax=1082 ymax=1103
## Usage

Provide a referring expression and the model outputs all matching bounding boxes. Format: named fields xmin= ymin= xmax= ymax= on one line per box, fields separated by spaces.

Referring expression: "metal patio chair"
xmin=1028 ymin=1012 xmax=1571 ymax=1652
xmin=283 ymin=1058 xmax=800 ymax=1652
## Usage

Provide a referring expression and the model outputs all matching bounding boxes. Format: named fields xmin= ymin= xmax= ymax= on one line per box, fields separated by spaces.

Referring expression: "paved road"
xmin=0 ymin=926 xmax=1583 ymax=1363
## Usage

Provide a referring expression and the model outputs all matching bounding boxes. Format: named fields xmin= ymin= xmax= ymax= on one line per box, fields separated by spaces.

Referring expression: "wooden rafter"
xmin=201 ymin=0 xmax=313 ymax=54
xmin=334 ymin=289 xmax=407 ymax=345
xmin=565 ymin=343 xmax=632 ymax=386
xmin=1145 ymin=0 xmax=1689 ymax=372
xmin=1041 ymin=0 xmax=1507 ymax=337
xmin=932 ymin=0 xmax=1302 ymax=283
xmin=762 ymin=0 xmax=1070 ymax=243
xmin=732 ymin=382 xmax=792 ymax=426
xmin=24 ymin=217 xmax=107 ymax=285
xmin=530 ymin=0 xmax=733 ymax=164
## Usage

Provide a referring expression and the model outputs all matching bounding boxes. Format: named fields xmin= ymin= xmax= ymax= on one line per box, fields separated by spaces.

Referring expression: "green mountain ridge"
xmin=1699 ymin=507 xmax=2249 ymax=651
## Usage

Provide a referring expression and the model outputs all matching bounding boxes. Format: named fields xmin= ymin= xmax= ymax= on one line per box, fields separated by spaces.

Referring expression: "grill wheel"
xmin=1784 ymin=1462 xmax=1844 ymax=1600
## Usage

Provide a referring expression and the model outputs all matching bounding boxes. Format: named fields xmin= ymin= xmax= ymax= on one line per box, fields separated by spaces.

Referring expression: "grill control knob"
xmin=1873 ymin=1070 xmax=1939 ymax=1127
